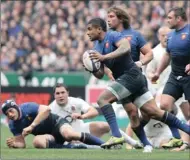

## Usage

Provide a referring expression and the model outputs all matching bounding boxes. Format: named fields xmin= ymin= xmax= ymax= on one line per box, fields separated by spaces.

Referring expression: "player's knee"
xmin=62 ymin=130 xmax=74 ymax=142
xmin=98 ymin=123 xmax=110 ymax=133
xmin=97 ymin=96 xmax=106 ymax=107
xmin=33 ymin=136 xmax=46 ymax=148
xmin=144 ymin=105 xmax=161 ymax=119
xmin=160 ymin=102 xmax=172 ymax=111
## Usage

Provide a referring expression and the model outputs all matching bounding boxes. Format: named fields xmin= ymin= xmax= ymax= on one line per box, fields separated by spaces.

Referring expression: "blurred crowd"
xmin=1 ymin=1 xmax=189 ymax=73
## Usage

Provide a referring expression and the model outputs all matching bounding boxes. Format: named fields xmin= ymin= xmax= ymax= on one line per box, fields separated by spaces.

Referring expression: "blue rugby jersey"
xmin=9 ymin=102 xmax=39 ymax=136
xmin=93 ymin=31 xmax=135 ymax=79
xmin=166 ymin=24 xmax=190 ymax=76
xmin=120 ymin=27 xmax=147 ymax=62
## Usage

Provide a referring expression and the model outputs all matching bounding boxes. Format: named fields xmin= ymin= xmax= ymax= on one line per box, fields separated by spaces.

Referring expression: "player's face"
xmin=107 ymin=12 xmax=120 ymax=29
xmin=167 ymin=11 xmax=178 ymax=29
xmin=159 ymin=29 xmax=171 ymax=47
xmin=6 ymin=108 xmax=19 ymax=121
xmin=86 ymin=24 xmax=100 ymax=41
xmin=54 ymin=86 xmax=69 ymax=106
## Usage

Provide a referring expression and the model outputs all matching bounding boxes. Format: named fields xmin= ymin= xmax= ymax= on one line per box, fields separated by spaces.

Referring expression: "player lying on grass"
xmin=2 ymin=99 xmax=104 ymax=149
xmin=49 ymin=82 xmax=142 ymax=149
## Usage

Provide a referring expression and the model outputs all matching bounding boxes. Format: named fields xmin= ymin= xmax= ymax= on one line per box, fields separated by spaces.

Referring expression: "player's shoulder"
xmin=68 ymin=97 xmax=86 ymax=103
xmin=20 ymin=102 xmax=38 ymax=109
xmin=127 ymin=28 xmax=142 ymax=36
xmin=107 ymin=30 xmax=122 ymax=37
xmin=49 ymin=100 xmax=57 ymax=108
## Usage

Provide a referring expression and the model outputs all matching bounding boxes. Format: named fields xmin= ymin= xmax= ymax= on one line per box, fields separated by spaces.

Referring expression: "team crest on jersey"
xmin=181 ymin=33 xmax=187 ymax=40
xmin=126 ymin=36 xmax=132 ymax=41
xmin=71 ymin=106 xmax=76 ymax=111
xmin=105 ymin=42 xmax=109 ymax=48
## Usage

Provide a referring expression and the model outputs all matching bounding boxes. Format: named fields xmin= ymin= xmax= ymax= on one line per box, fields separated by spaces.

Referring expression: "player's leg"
xmin=139 ymin=98 xmax=190 ymax=135
xmin=33 ymin=134 xmax=55 ymax=148
xmin=160 ymin=75 xmax=183 ymax=139
xmin=89 ymin=122 xmax=110 ymax=137
xmin=180 ymin=101 xmax=190 ymax=121
xmin=33 ymin=134 xmax=75 ymax=149
xmin=123 ymin=102 xmax=151 ymax=147
xmin=59 ymin=123 xmax=104 ymax=146
xmin=97 ymin=82 xmax=126 ymax=139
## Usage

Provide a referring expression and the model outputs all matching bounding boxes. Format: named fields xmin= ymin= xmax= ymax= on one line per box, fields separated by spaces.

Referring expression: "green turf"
xmin=1 ymin=124 xmax=190 ymax=160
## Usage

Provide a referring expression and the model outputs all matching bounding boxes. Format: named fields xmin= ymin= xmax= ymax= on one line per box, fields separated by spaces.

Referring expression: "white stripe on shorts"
xmin=134 ymin=91 xmax=154 ymax=108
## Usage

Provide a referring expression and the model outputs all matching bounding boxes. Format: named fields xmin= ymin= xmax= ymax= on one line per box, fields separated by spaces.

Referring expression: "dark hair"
xmin=107 ymin=6 xmax=131 ymax=29
xmin=87 ymin=18 xmax=107 ymax=32
xmin=168 ymin=7 xmax=187 ymax=21
xmin=53 ymin=83 xmax=68 ymax=93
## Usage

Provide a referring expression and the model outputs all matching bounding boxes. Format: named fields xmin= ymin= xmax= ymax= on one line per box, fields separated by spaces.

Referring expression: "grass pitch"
xmin=1 ymin=124 xmax=189 ymax=160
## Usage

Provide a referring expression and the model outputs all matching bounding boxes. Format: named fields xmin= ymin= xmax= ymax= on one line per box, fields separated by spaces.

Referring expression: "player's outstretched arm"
xmin=151 ymin=52 xmax=171 ymax=82
xmin=22 ymin=105 xmax=51 ymax=137
xmin=156 ymin=52 xmax=171 ymax=75
xmin=104 ymin=38 xmax=131 ymax=60
xmin=6 ymin=135 xmax=26 ymax=148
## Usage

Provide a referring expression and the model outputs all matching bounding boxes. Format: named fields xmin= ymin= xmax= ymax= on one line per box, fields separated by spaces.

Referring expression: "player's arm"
xmin=81 ymin=106 xmax=99 ymax=119
xmin=151 ymin=52 xmax=171 ymax=82
xmin=156 ymin=52 xmax=171 ymax=74
xmin=103 ymin=38 xmax=131 ymax=60
xmin=138 ymin=44 xmax=153 ymax=66
xmin=22 ymin=105 xmax=51 ymax=137
xmin=6 ymin=135 xmax=26 ymax=148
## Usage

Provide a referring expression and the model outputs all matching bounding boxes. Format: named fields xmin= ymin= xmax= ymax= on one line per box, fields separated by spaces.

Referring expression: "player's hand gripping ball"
xmin=82 ymin=50 xmax=101 ymax=72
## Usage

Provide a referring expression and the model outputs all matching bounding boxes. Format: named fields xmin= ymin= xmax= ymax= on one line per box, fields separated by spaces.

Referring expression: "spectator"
xmin=1 ymin=1 xmax=188 ymax=72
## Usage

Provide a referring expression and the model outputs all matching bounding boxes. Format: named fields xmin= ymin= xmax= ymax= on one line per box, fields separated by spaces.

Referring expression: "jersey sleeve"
xmin=9 ymin=122 xmax=22 ymax=136
xmin=136 ymin=31 xmax=147 ymax=48
xmin=23 ymin=102 xmax=39 ymax=117
xmin=76 ymin=98 xmax=91 ymax=113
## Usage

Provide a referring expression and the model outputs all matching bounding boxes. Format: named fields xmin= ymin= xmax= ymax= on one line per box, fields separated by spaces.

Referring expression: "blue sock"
xmin=161 ymin=111 xmax=190 ymax=135
xmin=101 ymin=104 xmax=122 ymax=137
xmin=132 ymin=124 xmax=151 ymax=146
xmin=141 ymin=120 xmax=149 ymax=127
xmin=168 ymin=126 xmax=181 ymax=139
xmin=47 ymin=140 xmax=73 ymax=148
xmin=80 ymin=132 xmax=104 ymax=145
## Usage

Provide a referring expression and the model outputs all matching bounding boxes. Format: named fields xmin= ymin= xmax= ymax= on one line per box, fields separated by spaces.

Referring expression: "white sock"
xmin=119 ymin=129 xmax=138 ymax=146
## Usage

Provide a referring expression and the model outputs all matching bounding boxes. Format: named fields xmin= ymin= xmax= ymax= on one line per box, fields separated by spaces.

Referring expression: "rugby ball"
xmin=82 ymin=50 xmax=101 ymax=72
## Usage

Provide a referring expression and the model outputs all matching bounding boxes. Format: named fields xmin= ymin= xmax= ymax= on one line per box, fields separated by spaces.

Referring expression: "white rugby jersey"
xmin=144 ymin=119 xmax=171 ymax=137
xmin=49 ymin=97 xmax=91 ymax=128
xmin=146 ymin=43 xmax=171 ymax=88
